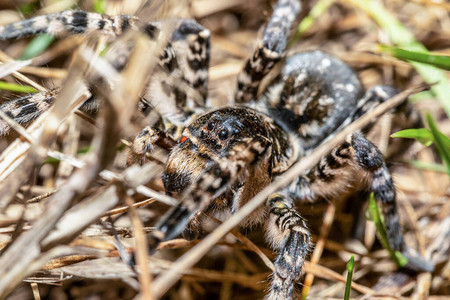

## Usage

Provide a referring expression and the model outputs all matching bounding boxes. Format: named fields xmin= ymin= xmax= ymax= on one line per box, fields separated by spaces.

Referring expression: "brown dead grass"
xmin=0 ymin=0 xmax=449 ymax=299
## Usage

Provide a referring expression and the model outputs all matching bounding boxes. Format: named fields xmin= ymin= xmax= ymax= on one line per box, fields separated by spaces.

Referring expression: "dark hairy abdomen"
xmin=264 ymin=51 xmax=364 ymax=150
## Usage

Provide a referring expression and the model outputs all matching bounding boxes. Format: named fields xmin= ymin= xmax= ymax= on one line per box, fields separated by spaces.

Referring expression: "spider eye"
xmin=207 ymin=122 xmax=215 ymax=130
xmin=218 ymin=129 xmax=229 ymax=140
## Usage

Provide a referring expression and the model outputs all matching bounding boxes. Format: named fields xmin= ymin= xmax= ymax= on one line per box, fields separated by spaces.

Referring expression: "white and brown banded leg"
xmin=0 ymin=12 xmax=208 ymax=130
xmin=149 ymin=136 xmax=272 ymax=250
xmin=0 ymin=89 xmax=57 ymax=135
xmin=235 ymin=0 xmax=302 ymax=103
xmin=142 ymin=19 xmax=210 ymax=128
xmin=285 ymin=133 xmax=433 ymax=272
xmin=0 ymin=10 xmax=137 ymax=40
xmin=171 ymin=19 xmax=210 ymax=106
xmin=128 ymin=19 xmax=213 ymax=167
xmin=265 ymin=194 xmax=311 ymax=300
xmin=287 ymin=134 xmax=403 ymax=246
xmin=0 ymin=88 xmax=105 ymax=136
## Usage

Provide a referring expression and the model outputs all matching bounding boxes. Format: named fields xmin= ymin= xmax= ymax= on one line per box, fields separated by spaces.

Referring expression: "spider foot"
xmin=266 ymin=194 xmax=311 ymax=300
xmin=182 ymin=210 xmax=205 ymax=241
xmin=126 ymin=126 xmax=176 ymax=166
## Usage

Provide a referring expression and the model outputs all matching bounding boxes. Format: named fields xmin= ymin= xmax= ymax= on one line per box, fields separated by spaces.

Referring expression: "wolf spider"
xmin=0 ymin=0 xmax=433 ymax=299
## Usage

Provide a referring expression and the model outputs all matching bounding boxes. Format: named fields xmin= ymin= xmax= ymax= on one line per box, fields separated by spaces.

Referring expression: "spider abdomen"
xmin=262 ymin=50 xmax=364 ymax=150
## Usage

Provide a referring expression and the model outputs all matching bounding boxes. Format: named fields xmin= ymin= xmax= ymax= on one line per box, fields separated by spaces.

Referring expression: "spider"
xmin=0 ymin=0 xmax=434 ymax=299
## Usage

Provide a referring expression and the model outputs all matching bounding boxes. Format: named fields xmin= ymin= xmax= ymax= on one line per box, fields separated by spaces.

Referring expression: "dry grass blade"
xmin=0 ymin=161 xmax=109 ymax=298
xmin=0 ymin=50 xmax=46 ymax=92
xmin=302 ymin=203 xmax=336 ymax=298
xmin=0 ymin=59 xmax=32 ymax=79
xmin=40 ymin=185 xmax=119 ymax=249
xmin=230 ymin=230 xmax=275 ymax=271
xmin=41 ymin=254 xmax=98 ymax=271
xmin=0 ymin=80 xmax=90 ymax=209
xmin=17 ymin=66 xmax=67 ymax=79
xmin=0 ymin=78 xmax=121 ymax=295
xmin=30 ymin=282 xmax=40 ymax=300
xmin=125 ymin=194 xmax=153 ymax=300
xmin=192 ymin=0 xmax=242 ymax=18
xmin=302 ymin=261 xmax=374 ymax=295
xmin=105 ymin=198 xmax=156 ymax=216
xmin=0 ymin=106 xmax=35 ymax=143
xmin=0 ymin=23 xmax=159 ymax=298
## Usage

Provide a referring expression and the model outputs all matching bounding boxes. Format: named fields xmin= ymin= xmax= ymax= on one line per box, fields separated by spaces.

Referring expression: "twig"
xmin=104 ymin=198 xmax=156 ymax=216
xmin=302 ymin=260 xmax=373 ymax=295
xmin=0 ymin=108 xmax=35 ymax=143
xmin=125 ymin=194 xmax=154 ymax=300
xmin=31 ymin=283 xmax=41 ymax=300
xmin=302 ymin=203 xmax=336 ymax=298
xmin=0 ymin=50 xmax=46 ymax=92
xmin=27 ymin=191 xmax=56 ymax=204
xmin=230 ymin=230 xmax=274 ymax=271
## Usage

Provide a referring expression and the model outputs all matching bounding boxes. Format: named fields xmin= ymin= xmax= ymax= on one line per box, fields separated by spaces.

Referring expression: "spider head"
xmin=189 ymin=107 xmax=267 ymax=152
xmin=162 ymin=107 xmax=268 ymax=194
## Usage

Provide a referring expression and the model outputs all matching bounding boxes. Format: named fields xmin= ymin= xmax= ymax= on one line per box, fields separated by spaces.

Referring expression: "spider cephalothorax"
xmin=0 ymin=0 xmax=434 ymax=299
xmin=163 ymin=107 xmax=295 ymax=193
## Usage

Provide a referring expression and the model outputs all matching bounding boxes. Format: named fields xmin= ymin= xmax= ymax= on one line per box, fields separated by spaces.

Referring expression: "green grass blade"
xmin=0 ymin=81 xmax=37 ymax=93
xmin=20 ymin=34 xmax=55 ymax=60
xmin=293 ymin=0 xmax=335 ymax=39
xmin=391 ymin=128 xmax=434 ymax=146
xmin=379 ymin=45 xmax=450 ymax=71
xmin=408 ymin=160 xmax=448 ymax=173
xmin=409 ymin=91 xmax=435 ymax=102
xmin=18 ymin=1 xmax=39 ymax=17
xmin=367 ymin=193 xmax=408 ymax=268
xmin=94 ymin=0 xmax=106 ymax=14
xmin=44 ymin=146 xmax=92 ymax=164
xmin=346 ymin=0 xmax=450 ymax=116
xmin=426 ymin=113 xmax=450 ymax=175
xmin=344 ymin=255 xmax=355 ymax=300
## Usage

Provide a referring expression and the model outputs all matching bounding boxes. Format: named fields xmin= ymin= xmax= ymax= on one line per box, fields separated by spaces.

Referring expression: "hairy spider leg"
xmin=0 ymin=12 xmax=209 ymax=136
xmin=127 ymin=19 xmax=212 ymax=166
xmin=171 ymin=19 xmax=210 ymax=108
xmin=149 ymin=135 xmax=272 ymax=249
xmin=265 ymin=194 xmax=311 ymax=300
xmin=126 ymin=126 xmax=177 ymax=166
xmin=284 ymin=133 xmax=434 ymax=272
xmin=0 ymin=90 xmax=57 ymax=135
xmin=235 ymin=0 xmax=302 ymax=103
xmin=142 ymin=19 xmax=211 ymax=128
xmin=0 ymin=10 xmax=137 ymax=40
